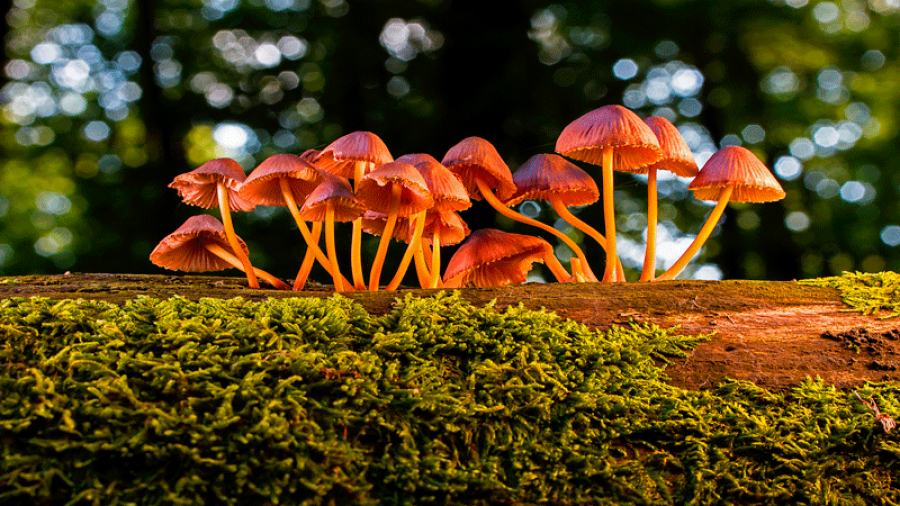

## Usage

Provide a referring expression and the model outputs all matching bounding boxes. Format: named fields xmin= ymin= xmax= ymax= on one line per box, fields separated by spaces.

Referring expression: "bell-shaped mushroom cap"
xmin=356 ymin=161 xmax=434 ymax=216
xmin=239 ymin=154 xmax=324 ymax=207
xmin=556 ymin=105 xmax=662 ymax=171
xmin=169 ymin=158 xmax=256 ymax=211
xmin=362 ymin=210 xmax=415 ymax=243
xmin=688 ymin=146 xmax=786 ymax=202
xmin=422 ymin=210 xmax=470 ymax=247
xmin=636 ymin=117 xmax=698 ymax=178
xmin=440 ymin=137 xmax=517 ymax=202
xmin=506 ymin=153 xmax=600 ymax=207
xmin=150 ymin=214 xmax=249 ymax=272
xmin=397 ymin=153 xmax=472 ymax=213
xmin=314 ymin=131 xmax=394 ymax=179
xmin=299 ymin=177 xmax=366 ymax=222
xmin=443 ymin=228 xmax=551 ymax=288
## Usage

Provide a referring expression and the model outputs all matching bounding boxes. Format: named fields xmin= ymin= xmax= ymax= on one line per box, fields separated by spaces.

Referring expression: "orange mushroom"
xmin=636 ymin=117 xmax=699 ymax=281
xmin=315 ymin=131 xmax=394 ymax=290
xmin=441 ymin=137 xmax=584 ymax=282
xmin=356 ymin=161 xmax=433 ymax=290
xmin=150 ymin=214 xmax=289 ymax=290
xmin=655 ymin=146 xmax=785 ymax=281
xmin=169 ymin=158 xmax=260 ymax=288
xmin=556 ymin=105 xmax=662 ymax=282
xmin=442 ymin=228 xmax=568 ymax=288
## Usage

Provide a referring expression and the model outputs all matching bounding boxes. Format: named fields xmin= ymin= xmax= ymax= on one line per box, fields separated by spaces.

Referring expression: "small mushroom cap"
xmin=556 ymin=105 xmax=662 ymax=171
xmin=397 ymin=153 xmax=472 ymax=213
xmin=239 ymin=154 xmax=324 ymax=207
xmin=314 ymin=131 xmax=394 ymax=179
xmin=506 ymin=153 xmax=600 ymax=207
xmin=356 ymin=161 xmax=434 ymax=216
xmin=636 ymin=117 xmax=699 ymax=178
xmin=421 ymin=210 xmax=471 ymax=247
xmin=688 ymin=146 xmax=786 ymax=202
xmin=440 ymin=137 xmax=517 ymax=202
xmin=299 ymin=178 xmax=366 ymax=222
xmin=361 ymin=210 xmax=416 ymax=243
xmin=169 ymin=158 xmax=256 ymax=211
xmin=442 ymin=228 xmax=551 ymax=288
xmin=150 ymin=214 xmax=249 ymax=272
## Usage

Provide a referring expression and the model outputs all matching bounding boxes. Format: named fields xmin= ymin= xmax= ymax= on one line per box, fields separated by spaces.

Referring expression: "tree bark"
xmin=2 ymin=273 xmax=898 ymax=392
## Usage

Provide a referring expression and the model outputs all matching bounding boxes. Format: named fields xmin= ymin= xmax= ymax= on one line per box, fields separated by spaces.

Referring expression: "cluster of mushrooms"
xmin=150 ymin=104 xmax=786 ymax=290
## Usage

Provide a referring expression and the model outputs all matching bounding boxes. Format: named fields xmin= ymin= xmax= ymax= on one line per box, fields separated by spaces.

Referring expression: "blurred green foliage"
xmin=3 ymin=0 xmax=900 ymax=281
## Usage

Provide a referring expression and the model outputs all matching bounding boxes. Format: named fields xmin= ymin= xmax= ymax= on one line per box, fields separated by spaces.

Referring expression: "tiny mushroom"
xmin=150 ymin=214 xmax=289 ymax=290
xmin=169 ymin=158 xmax=260 ymax=288
xmin=556 ymin=105 xmax=662 ymax=281
xmin=442 ymin=228 xmax=569 ymax=288
xmin=655 ymin=145 xmax=786 ymax=281
xmin=315 ymin=131 xmax=394 ymax=289
xmin=356 ymin=161 xmax=434 ymax=291
xmin=636 ymin=117 xmax=699 ymax=281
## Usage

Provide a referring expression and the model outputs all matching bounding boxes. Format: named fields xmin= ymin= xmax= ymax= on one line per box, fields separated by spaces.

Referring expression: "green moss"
xmin=1 ymin=292 xmax=898 ymax=505
xmin=800 ymin=271 xmax=900 ymax=318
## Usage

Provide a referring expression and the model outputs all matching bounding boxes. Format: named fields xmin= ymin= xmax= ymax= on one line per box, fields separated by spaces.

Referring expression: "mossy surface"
xmin=1 ymin=292 xmax=899 ymax=505
xmin=801 ymin=271 xmax=900 ymax=318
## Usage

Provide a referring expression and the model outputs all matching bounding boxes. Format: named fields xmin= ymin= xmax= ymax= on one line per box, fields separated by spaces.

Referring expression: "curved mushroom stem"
xmin=368 ymin=184 xmax=403 ymax=291
xmin=293 ymin=221 xmax=322 ymax=290
xmin=640 ymin=168 xmax=659 ymax=282
xmin=600 ymin=146 xmax=620 ymax=283
xmin=386 ymin=210 xmax=427 ymax=290
xmin=547 ymin=196 xmax=621 ymax=282
xmin=655 ymin=184 xmax=734 ymax=281
xmin=216 ymin=181 xmax=259 ymax=288
xmin=325 ymin=205 xmax=347 ymax=291
xmin=474 ymin=178 xmax=578 ymax=283
xmin=277 ymin=178 xmax=352 ymax=289
xmin=413 ymin=242 xmax=432 ymax=288
xmin=204 ymin=242 xmax=290 ymax=290
xmin=545 ymin=251 xmax=574 ymax=283
xmin=350 ymin=161 xmax=370 ymax=290
xmin=428 ymin=229 xmax=441 ymax=289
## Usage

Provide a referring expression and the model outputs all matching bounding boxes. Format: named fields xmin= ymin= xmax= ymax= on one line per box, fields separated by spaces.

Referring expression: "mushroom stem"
xmin=325 ymin=205 xmax=347 ymax=291
xmin=293 ymin=221 xmax=322 ymax=290
xmin=204 ymin=242 xmax=289 ymax=290
xmin=474 ymin=178 xmax=579 ymax=282
xmin=640 ymin=168 xmax=659 ymax=282
xmin=655 ymin=184 xmax=734 ymax=281
xmin=413 ymin=243 xmax=432 ymax=288
xmin=277 ymin=178 xmax=352 ymax=289
xmin=429 ymin=229 xmax=442 ymax=289
xmin=544 ymin=251 xmax=573 ymax=283
xmin=216 ymin=181 xmax=259 ymax=288
xmin=386 ymin=210 xmax=427 ymax=290
xmin=350 ymin=161 xmax=369 ymax=290
xmin=547 ymin=196 xmax=617 ymax=282
xmin=600 ymin=146 xmax=619 ymax=283
xmin=368 ymin=184 xmax=403 ymax=291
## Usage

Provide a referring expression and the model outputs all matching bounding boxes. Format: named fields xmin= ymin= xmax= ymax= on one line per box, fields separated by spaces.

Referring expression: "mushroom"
xmin=150 ymin=214 xmax=289 ymax=290
xmin=655 ymin=146 xmax=786 ymax=281
xmin=396 ymin=153 xmax=472 ymax=288
xmin=237 ymin=153 xmax=329 ymax=290
xmin=441 ymin=137 xmax=583 ymax=282
xmin=298 ymin=177 xmax=364 ymax=291
xmin=355 ymin=161 xmax=433 ymax=290
xmin=556 ymin=105 xmax=662 ymax=282
xmin=315 ymin=131 xmax=394 ymax=289
xmin=636 ymin=117 xmax=699 ymax=281
xmin=442 ymin=228 xmax=569 ymax=288
xmin=169 ymin=158 xmax=260 ymax=288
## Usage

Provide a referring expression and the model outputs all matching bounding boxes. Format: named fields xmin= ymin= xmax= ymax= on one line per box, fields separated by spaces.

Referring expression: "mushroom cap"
xmin=688 ymin=146 xmax=786 ymax=202
xmin=239 ymin=154 xmax=324 ymax=207
xmin=442 ymin=228 xmax=551 ymax=288
xmin=421 ymin=210 xmax=471 ymax=247
xmin=636 ymin=117 xmax=699 ymax=178
xmin=356 ymin=161 xmax=434 ymax=216
xmin=169 ymin=158 xmax=255 ymax=211
xmin=150 ymin=214 xmax=249 ymax=272
xmin=440 ymin=137 xmax=517 ymax=202
xmin=299 ymin=178 xmax=365 ymax=222
xmin=506 ymin=153 xmax=600 ymax=207
xmin=397 ymin=153 xmax=472 ymax=213
xmin=361 ymin=210 xmax=416 ymax=243
xmin=555 ymin=105 xmax=662 ymax=172
xmin=314 ymin=131 xmax=394 ymax=179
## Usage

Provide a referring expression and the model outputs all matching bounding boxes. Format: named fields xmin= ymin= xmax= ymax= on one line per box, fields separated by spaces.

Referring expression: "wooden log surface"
xmin=2 ymin=272 xmax=898 ymax=392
